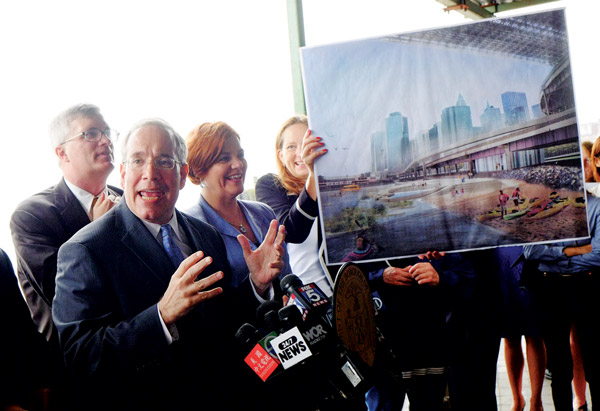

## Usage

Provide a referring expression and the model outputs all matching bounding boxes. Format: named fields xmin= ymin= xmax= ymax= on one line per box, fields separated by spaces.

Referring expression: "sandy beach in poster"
xmin=320 ymin=168 xmax=588 ymax=263
xmin=421 ymin=177 xmax=587 ymax=243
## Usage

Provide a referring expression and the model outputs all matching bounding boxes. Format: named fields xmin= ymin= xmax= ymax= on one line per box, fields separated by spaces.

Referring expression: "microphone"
xmin=263 ymin=309 xmax=281 ymax=333
xmin=254 ymin=300 xmax=284 ymax=364
xmin=274 ymin=302 xmax=371 ymax=407
xmin=277 ymin=304 xmax=304 ymax=332
xmin=235 ymin=303 xmax=370 ymax=409
xmin=234 ymin=322 xmax=280 ymax=382
xmin=281 ymin=276 xmax=373 ymax=401
xmin=256 ymin=300 xmax=283 ymax=330
xmin=280 ymin=274 xmax=333 ymax=328
xmin=266 ymin=305 xmax=312 ymax=369
xmin=234 ymin=323 xmax=261 ymax=352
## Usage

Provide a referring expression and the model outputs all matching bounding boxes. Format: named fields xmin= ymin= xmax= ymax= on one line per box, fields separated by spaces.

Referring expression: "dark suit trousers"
xmin=540 ymin=273 xmax=598 ymax=410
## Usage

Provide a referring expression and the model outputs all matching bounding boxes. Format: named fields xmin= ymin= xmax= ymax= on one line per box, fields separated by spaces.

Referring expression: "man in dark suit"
xmin=9 ymin=104 xmax=122 ymax=409
xmin=10 ymin=103 xmax=122 ymax=342
xmin=52 ymin=118 xmax=285 ymax=410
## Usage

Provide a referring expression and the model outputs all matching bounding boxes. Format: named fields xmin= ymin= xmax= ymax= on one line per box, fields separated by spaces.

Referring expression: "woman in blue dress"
xmin=185 ymin=121 xmax=291 ymax=289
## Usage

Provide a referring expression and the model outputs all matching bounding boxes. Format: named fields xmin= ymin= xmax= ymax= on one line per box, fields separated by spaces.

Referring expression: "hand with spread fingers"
xmin=238 ymin=219 xmax=286 ymax=297
xmin=158 ymin=251 xmax=224 ymax=326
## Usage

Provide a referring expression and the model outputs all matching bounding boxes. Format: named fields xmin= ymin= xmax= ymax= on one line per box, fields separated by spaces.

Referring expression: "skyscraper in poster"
xmin=370 ymin=131 xmax=387 ymax=172
xmin=480 ymin=101 xmax=503 ymax=133
xmin=385 ymin=111 xmax=410 ymax=171
xmin=441 ymin=93 xmax=473 ymax=145
xmin=501 ymin=91 xmax=530 ymax=125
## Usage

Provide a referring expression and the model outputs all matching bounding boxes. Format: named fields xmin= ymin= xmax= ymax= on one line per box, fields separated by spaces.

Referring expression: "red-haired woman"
xmin=185 ymin=121 xmax=291 ymax=289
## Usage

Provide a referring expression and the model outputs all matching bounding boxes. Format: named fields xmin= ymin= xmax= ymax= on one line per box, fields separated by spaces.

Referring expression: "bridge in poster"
xmin=402 ymin=107 xmax=578 ymax=177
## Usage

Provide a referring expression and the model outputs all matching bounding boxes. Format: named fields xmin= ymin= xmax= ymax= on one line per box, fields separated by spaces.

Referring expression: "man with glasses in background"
xmin=10 ymin=103 xmax=122 ymax=408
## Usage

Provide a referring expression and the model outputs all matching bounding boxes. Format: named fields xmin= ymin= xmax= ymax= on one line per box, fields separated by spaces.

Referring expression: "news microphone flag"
xmin=269 ymin=327 xmax=313 ymax=369
xmin=244 ymin=343 xmax=279 ymax=382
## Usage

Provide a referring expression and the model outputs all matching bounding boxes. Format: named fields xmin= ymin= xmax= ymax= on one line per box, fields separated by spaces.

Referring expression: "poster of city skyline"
xmin=301 ymin=8 xmax=589 ymax=265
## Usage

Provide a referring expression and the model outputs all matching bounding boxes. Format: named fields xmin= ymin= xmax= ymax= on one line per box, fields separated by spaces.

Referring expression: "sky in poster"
xmin=301 ymin=35 xmax=553 ymax=177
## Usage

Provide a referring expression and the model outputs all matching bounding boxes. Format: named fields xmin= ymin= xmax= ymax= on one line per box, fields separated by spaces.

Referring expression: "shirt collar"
xmin=140 ymin=212 xmax=182 ymax=242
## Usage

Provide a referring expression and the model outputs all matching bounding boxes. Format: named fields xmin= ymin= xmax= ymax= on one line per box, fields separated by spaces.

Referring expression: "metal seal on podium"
xmin=332 ymin=262 xmax=377 ymax=367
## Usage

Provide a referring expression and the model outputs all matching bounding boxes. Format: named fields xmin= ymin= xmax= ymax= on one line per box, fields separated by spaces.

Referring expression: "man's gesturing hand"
xmin=158 ymin=251 xmax=224 ymax=326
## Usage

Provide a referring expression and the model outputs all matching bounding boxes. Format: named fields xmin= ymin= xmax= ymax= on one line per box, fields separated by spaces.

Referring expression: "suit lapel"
xmin=178 ymin=211 xmax=209 ymax=257
xmin=54 ymin=178 xmax=92 ymax=234
xmin=178 ymin=211 xmax=233 ymax=292
xmin=116 ymin=201 xmax=176 ymax=286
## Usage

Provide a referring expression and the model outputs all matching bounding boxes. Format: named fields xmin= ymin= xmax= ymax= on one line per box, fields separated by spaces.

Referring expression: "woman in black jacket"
xmin=255 ymin=115 xmax=334 ymax=295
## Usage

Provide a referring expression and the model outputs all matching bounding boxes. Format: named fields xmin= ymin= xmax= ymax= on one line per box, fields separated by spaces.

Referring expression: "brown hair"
xmin=186 ymin=121 xmax=239 ymax=185
xmin=275 ymin=115 xmax=308 ymax=195
xmin=591 ymin=137 xmax=600 ymax=183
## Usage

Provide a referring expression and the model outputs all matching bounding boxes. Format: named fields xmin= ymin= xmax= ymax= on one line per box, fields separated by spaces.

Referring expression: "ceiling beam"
xmin=437 ymin=0 xmax=495 ymax=19
xmin=436 ymin=0 xmax=562 ymax=20
xmin=482 ymin=0 xmax=561 ymax=14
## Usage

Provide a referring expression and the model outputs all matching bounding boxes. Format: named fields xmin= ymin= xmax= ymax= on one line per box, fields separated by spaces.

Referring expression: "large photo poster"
xmin=301 ymin=8 xmax=588 ymax=265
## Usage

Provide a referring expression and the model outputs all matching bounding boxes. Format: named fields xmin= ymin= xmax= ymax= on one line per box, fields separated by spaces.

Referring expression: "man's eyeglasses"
xmin=62 ymin=128 xmax=119 ymax=145
xmin=124 ymin=157 xmax=183 ymax=170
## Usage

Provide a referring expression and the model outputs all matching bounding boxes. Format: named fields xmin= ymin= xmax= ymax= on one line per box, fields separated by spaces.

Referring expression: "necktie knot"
xmin=160 ymin=224 xmax=185 ymax=267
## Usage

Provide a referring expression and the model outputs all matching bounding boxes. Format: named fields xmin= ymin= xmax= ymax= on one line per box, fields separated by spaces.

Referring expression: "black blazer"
xmin=53 ymin=200 xmax=260 ymax=410
xmin=0 ymin=249 xmax=52 ymax=408
xmin=10 ymin=178 xmax=122 ymax=340
xmin=255 ymin=173 xmax=319 ymax=244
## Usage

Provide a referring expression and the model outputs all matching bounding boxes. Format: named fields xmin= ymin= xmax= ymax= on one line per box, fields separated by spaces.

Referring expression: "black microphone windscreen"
xmin=235 ymin=323 xmax=259 ymax=346
xmin=280 ymin=274 xmax=303 ymax=296
xmin=256 ymin=300 xmax=283 ymax=326
xmin=278 ymin=304 xmax=303 ymax=328
xmin=264 ymin=310 xmax=281 ymax=331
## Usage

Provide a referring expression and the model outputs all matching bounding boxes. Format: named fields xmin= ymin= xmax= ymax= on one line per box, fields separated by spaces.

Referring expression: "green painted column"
xmin=286 ymin=0 xmax=306 ymax=115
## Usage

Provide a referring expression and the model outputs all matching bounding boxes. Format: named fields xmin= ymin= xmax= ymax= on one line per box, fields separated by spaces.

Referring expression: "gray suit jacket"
xmin=10 ymin=178 xmax=122 ymax=341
